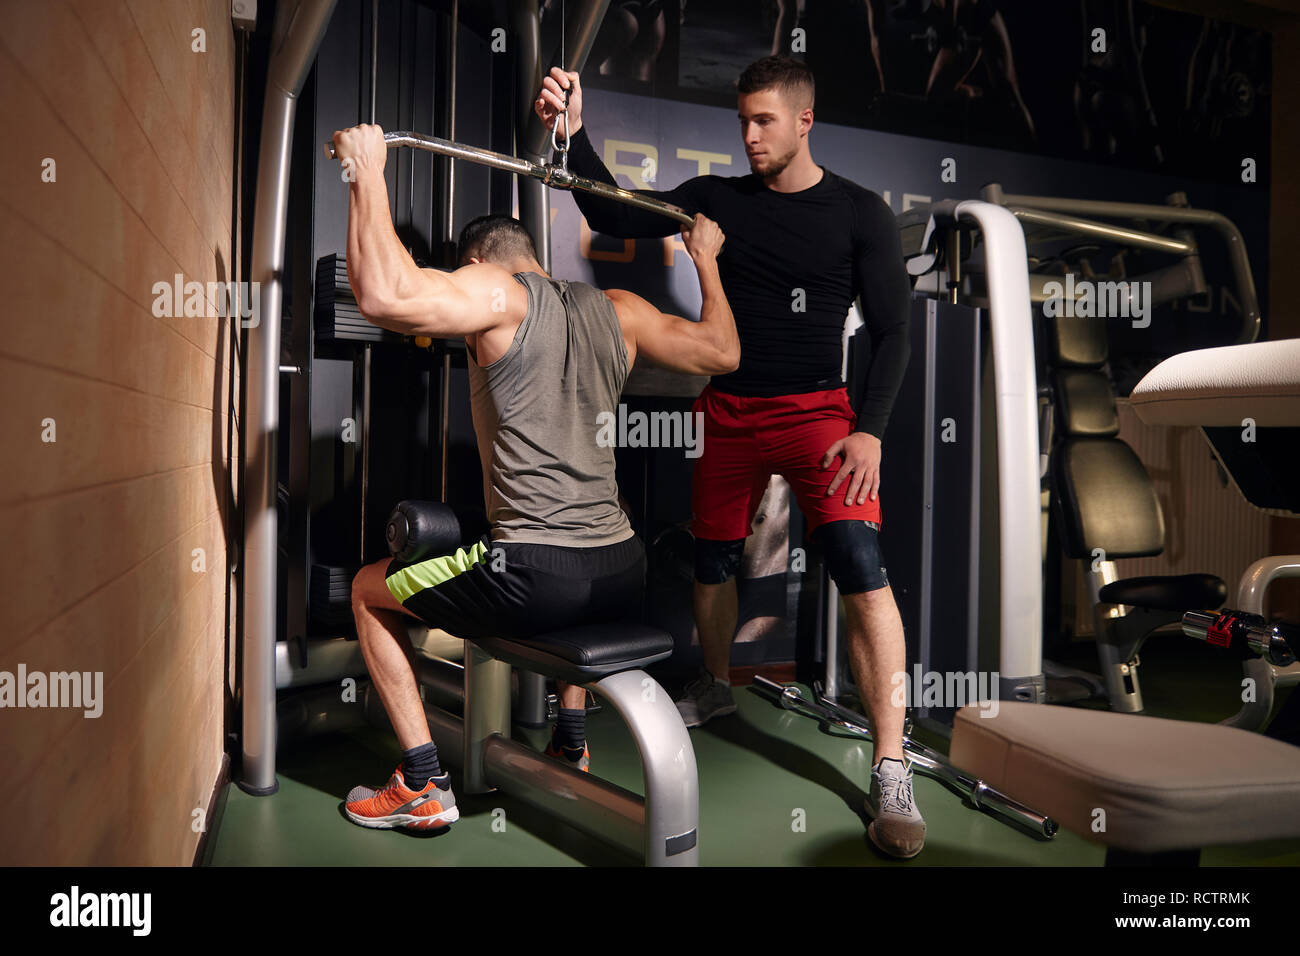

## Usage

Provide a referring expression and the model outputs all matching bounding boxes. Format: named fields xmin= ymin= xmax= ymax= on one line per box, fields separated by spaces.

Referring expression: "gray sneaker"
xmin=864 ymin=757 xmax=926 ymax=859
xmin=675 ymin=672 xmax=737 ymax=728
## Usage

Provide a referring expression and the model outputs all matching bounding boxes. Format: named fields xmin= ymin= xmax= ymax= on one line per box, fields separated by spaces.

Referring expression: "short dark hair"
xmin=737 ymin=56 xmax=814 ymax=110
xmin=456 ymin=214 xmax=539 ymax=267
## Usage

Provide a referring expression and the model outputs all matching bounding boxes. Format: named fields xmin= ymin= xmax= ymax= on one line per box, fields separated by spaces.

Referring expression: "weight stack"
xmin=314 ymin=253 xmax=404 ymax=345
xmin=310 ymin=564 xmax=359 ymax=633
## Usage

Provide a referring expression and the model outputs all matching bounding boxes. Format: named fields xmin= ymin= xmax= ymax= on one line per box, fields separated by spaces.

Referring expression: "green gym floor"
xmin=206 ymin=634 xmax=1300 ymax=867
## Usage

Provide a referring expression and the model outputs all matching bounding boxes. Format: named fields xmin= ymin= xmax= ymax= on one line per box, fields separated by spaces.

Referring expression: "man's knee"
xmin=813 ymin=520 xmax=889 ymax=595
xmin=352 ymin=560 xmax=395 ymax=612
xmin=694 ymin=537 xmax=745 ymax=585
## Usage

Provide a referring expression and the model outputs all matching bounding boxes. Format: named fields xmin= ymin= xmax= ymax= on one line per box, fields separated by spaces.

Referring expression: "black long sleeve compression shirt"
xmin=564 ymin=125 xmax=911 ymax=439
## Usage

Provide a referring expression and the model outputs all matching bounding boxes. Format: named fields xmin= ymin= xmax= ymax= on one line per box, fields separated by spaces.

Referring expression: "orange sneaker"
xmin=344 ymin=767 xmax=459 ymax=830
xmin=544 ymin=740 xmax=590 ymax=773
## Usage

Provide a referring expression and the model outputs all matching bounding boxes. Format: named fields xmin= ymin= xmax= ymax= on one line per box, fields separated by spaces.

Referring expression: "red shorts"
xmin=690 ymin=385 xmax=884 ymax=540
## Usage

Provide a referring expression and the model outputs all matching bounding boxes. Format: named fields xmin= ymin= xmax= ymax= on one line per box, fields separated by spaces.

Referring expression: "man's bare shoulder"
xmin=602 ymin=287 xmax=652 ymax=310
xmin=444 ymin=262 xmax=530 ymax=317
xmin=602 ymin=287 xmax=647 ymax=321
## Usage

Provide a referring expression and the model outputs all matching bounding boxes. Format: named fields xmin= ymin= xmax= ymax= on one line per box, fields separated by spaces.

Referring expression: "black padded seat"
xmin=1052 ymin=438 xmax=1165 ymax=558
xmin=470 ymin=624 xmax=674 ymax=683
xmin=1098 ymin=574 xmax=1227 ymax=612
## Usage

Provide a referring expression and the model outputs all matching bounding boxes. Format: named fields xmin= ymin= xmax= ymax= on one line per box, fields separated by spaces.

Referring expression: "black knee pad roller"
xmin=385 ymin=501 xmax=488 ymax=563
xmin=694 ymin=537 xmax=746 ymax=585
xmin=813 ymin=520 xmax=888 ymax=594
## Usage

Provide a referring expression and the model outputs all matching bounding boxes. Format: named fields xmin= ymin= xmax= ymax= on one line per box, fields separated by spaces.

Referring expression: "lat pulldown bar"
xmin=325 ymin=129 xmax=693 ymax=227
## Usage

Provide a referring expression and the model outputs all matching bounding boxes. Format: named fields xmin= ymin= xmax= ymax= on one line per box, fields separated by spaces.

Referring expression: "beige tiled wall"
xmin=0 ymin=0 xmax=236 ymax=865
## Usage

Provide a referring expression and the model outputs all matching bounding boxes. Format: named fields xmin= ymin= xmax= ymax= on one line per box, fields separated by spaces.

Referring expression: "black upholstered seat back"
xmin=1049 ymin=313 xmax=1108 ymax=369
xmin=1055 ymin=369 xmax=1120 ymax=437
xmin=1046 ymin=311 xmax=1164 ymax=560
xmin=1052 ymin=438 xmax=1165 ymax=559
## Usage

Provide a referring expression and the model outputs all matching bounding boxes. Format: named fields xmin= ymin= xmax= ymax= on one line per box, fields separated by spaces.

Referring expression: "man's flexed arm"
xmin=331 ymin=124 xmax=526 ymax=337
xmin=609 ymin=214 xmax=739 ymax=376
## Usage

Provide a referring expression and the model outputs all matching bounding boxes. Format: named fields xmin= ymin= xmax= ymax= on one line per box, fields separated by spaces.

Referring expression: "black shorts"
xmin=384 ymin=533 xmax=646 ymax=641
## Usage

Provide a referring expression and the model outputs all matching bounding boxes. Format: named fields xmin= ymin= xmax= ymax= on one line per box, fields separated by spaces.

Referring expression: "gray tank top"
xmin=468 ymin=271 xmax=634 ymax=547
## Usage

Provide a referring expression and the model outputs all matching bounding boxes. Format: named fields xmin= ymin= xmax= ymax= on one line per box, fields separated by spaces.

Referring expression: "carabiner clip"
xmin=550 ymin=98 xmax=570 ymax=172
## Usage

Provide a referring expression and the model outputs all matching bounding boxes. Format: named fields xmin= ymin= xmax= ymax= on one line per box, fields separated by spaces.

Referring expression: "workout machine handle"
xmin=1182 ymin=609 xmax=1298 ymax=667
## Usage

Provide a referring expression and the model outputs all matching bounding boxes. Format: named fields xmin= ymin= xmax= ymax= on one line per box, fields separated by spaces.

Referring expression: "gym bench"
xmin=384 ymin=501 xmax=700 ymax=866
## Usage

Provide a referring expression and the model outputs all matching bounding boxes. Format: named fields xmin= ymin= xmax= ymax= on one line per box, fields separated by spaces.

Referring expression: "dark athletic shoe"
xmin=675 ymin=672 xmax=737 ymax=728
xmin=344 ymin=767 xmax=459 ymax=830
xmin=864 ymin=757 xmax=926 ymax=859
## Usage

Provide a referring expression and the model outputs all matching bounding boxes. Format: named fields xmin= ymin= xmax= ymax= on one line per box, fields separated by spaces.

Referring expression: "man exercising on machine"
xmin=331 ymin=123 xmax=738 ymax=832
xmin=536 ymin=56 xmax=923 ymax=858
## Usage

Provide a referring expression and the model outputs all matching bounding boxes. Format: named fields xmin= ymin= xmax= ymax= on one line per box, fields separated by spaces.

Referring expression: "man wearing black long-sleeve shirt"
xmin=537 ymin=56 xmax=923 ymax=858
